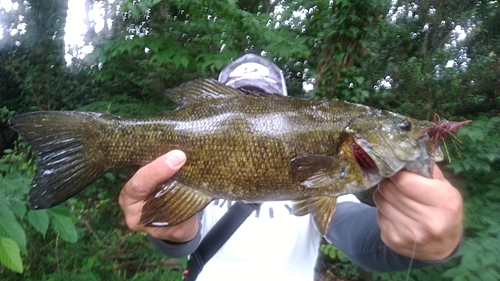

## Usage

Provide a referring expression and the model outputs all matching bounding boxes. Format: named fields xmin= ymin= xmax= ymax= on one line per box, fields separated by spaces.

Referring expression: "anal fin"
xmin=140 ymin=180 xmax=213 ymax=226
xmin=307 ymin=196 xmax=337 ymax=236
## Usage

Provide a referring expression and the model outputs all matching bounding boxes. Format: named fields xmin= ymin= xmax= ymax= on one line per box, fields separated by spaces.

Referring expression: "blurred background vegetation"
xmin=0 ymin=0 xmax=499 ymax=280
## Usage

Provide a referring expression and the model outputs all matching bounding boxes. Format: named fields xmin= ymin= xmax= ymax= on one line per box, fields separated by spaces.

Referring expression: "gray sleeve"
xmin=147 ymin=213 xmax=203 ymax=258
xmin=325 ymin=201 xmax=459 ymax=272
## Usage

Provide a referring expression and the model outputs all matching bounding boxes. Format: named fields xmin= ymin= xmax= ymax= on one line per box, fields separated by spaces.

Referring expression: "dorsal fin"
xmin=165 ymin=78 xmax=291 ymax=108
xmin=165 ymin=78 xmax=243 ymax=106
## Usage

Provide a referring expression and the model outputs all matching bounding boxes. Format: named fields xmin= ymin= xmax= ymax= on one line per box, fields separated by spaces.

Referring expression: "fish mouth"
xmin=352 ymin=142 xmax=379 ymax=178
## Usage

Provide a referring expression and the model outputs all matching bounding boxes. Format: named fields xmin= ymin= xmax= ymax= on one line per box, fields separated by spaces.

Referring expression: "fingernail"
xmin=165 ymin=150 xmax=186 ymax=168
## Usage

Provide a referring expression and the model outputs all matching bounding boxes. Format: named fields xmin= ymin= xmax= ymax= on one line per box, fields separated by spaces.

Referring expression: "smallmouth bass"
xmin=9 ymin=79 xmax=467 ymax=235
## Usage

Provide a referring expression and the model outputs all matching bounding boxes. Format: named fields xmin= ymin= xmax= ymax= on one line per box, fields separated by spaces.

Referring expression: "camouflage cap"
xmin=218 ymin=54 xmax=288 ymax=96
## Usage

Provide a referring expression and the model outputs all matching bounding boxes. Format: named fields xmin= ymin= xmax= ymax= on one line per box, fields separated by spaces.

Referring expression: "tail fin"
xmin=10 ymin=111 xmax=109 ymax=209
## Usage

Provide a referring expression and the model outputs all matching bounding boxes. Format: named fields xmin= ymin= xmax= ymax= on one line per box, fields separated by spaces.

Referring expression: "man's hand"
xmin=373 ymin=165 xmax=463 ymax=261
xmin=118 ymin=150 xmax=199 ymax=242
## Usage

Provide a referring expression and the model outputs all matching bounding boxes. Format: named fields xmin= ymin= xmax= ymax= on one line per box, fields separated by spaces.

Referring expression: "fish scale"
xmin=9 ymin=78 xmax=458 ymax=235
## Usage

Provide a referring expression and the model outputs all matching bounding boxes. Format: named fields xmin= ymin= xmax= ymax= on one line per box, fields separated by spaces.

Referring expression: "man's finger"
xmin=431 ymin=164 xmax=445 ymax=180
xmin=389 ymin=165 xmax=453 ymax=206
xmin=121 ymin=150 xmax=186 ymax=202
xmin=376 ymin=179 xmax=426 ymax=222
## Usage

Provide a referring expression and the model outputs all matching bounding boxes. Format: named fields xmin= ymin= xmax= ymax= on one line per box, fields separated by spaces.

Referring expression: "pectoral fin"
xmin=307 ymin=196 xmax=337 ymax=236
xmin=140 ymin=180 xmax=213 ymax=226
xmin=289 ymin=155 xmax=349 ymax=188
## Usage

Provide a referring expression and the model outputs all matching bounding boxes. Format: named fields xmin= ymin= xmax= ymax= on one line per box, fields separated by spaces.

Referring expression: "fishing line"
xmin=406 ymin=185 xmax=431 ymax=281
xmin=405 ymin=239 xmax=417 ymax=281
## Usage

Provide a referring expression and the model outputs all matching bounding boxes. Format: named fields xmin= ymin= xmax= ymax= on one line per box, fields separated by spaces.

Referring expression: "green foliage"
xmin=0 ymin=142 xmax=78 ymax=274
xmin=357 ymin=1 xmax=500 ymax=120
xmin=0 ymin=143 xmax=185 ymax=279
xmin=0 ymin=107 xmax=15 ymax=125
xmin=447 ymin=117 xmax=500 ymax=175
xmin=0 ymin=0 xmax=101 ymax=113
xmin=313 ymin=0 xmax=383 ymax=102
xmin=77 ymin=93 xmax=175 ymax=118
xmin=0 ymin=147 xmax=32 ymax=274
xmin=443 ymin=117 xmax=500 ymax=281
xmin=320 ymin=243 xmax=361 ymax=279
xmin=93 ymin=0 xmax=313 ymax=100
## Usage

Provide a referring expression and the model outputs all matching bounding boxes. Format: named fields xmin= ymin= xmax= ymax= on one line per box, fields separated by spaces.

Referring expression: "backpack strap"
xmin=183 ymin=202 xmax=261 ymax=281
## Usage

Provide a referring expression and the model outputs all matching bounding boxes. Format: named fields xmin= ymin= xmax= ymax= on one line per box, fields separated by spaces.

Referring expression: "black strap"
xmin=184 ymin=202 xmax=261 ymax=281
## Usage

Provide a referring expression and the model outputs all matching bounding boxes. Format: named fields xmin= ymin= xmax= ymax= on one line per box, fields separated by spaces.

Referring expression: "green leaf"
xmin=103 ymin=172 xmax=116 ymax=182
xmin=442 ymin=267 xmax=468 ymax=278
xmin=127 ymin=2 xmax=139 ymax=16
xmin=151 ymin=45 xmax=180 ymax=64
xmin=179 ymin=56 xmax=189 ymax=68
xmin=137 ymin=1 xmax=149 ymax=13
xmin=320 ymin=244 xmax=326 ymax=252
xmin=328 ymin=248 xmax=336 ymax=259
xmin=0 ymin=236 xmax=23 ymax=273
xmin=478 ymin=269 xmax=500 ymax=281
xmin=147 ymin=39 xmax=163 ymax=53
xmin=452 ymin=275 xmax=467 ymax=281
xmin=10 ymin=200 xmax=26 ymax=219
xmin=0 ymin=208 xmax=26 ymax=254
xmin=2 ymin=175 xmax=30 ymax=195
xmin=485 ymin=154 xmax=496 ymax=162
xmin=51 ymin=215 xmax=78 ymax=243
xmin=87 ymin=256 xmax=98 ymax=270
xmin=49 ymin=207 xmax=78 ymax=243
xmin=460 ymin=251 xmax=479 ymax=270
xmin=49 ymin=206 xmax=77 ymax=222
xmin=28 ymin=209 xmax=49 ymax=237
xmin=353 ymin=76 xmax=365 ymax=85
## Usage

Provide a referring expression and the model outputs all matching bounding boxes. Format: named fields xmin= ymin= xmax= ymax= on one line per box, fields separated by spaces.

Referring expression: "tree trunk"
xmin=315 ymin=0 xmax=379 ymax=99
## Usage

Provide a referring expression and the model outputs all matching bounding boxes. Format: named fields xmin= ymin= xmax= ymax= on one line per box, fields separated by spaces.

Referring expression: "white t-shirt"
xmin=196 ymin=195 xmax=359 ymax=281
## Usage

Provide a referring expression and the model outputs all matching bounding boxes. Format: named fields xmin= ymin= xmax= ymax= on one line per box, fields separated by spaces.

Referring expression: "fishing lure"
xmin=417 ymin=113 xmax=471 ymax=162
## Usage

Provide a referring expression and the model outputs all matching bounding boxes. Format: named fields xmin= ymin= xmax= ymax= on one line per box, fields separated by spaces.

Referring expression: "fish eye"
xmin=398 ymin=119 xmax=412 ymax=131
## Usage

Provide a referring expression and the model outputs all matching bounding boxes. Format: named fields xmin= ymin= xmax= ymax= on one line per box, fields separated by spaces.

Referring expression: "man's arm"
xmin=326 ymin=165 xmax=463 ymax=271
xmin=147 ymin=215 xmax=202 ymax=258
